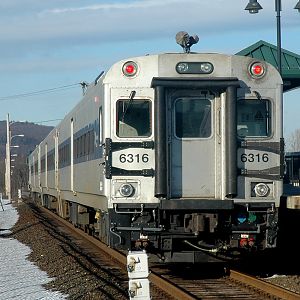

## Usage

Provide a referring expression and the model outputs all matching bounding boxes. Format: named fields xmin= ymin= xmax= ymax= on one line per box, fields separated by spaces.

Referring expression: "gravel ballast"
xmin=8 ymin=199 xmax=300 ymax=299
xmin=11 ymin=200 xmax=128 ymax=299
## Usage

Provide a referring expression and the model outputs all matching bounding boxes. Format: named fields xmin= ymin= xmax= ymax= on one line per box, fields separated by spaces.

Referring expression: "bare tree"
xmin=286 ymin=129 xmax=300 ymax=152
xmin=11 ymin=155 xmax=28 ymax=197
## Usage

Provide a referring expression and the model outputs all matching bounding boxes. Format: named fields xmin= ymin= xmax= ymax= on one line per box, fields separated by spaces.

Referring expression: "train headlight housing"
xmin=176 ymin=62 xmax=189 ymax=73
xmin=254 ymin=183 xmax=269 ymax=197
xmin=249 ymin=62 xmax=265 ymax=78
xmin=119 ymin=183 xmax=134 ymax=197
xmin=200 ymin=62 xmax=214 ymax=73
xmin=122 ymin=61 xmax=138 ymax=77
xmin=113 ymin=180 xmax=139 ymax=198
xmin=175 ymin=62 xmax=214 ymax=74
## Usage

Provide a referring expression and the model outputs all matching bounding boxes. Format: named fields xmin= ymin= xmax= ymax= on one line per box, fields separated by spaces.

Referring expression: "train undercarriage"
xmin=109 ymin=202 xmax=278 ymax=262
xmin=34 ymin=193 xmax=278 ymax=263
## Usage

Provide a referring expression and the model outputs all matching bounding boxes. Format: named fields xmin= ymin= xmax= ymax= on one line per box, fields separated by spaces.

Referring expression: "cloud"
xmin=41 ymin=0 xmax=185 ymax=14
xmin=0 ymin=0 xmax=299 ymax=73
xmin=0 ymin=0 xmax=298 ymax=48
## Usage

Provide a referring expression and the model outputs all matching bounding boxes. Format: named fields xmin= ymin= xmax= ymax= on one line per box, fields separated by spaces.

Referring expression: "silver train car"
xmin=28 ymin=50 xmax=284 ymax=262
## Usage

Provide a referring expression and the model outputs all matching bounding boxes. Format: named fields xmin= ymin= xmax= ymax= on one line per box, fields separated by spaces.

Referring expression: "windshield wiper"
xmin=121 ymin=90 xmax=136 ymax=122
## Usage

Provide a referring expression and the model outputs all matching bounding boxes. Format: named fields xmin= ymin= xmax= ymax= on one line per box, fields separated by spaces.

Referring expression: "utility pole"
xmin=5 ymin=113 xmax=11 ymax=202
xmin=275 ymin=0 xmax=282 ymax=76
xmin=5 ymin=114 xmax=24 ymax=201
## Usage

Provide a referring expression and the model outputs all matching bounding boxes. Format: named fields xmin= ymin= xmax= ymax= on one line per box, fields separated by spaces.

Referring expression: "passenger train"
xmin=28 ymin=35 xmax=284 ymax=262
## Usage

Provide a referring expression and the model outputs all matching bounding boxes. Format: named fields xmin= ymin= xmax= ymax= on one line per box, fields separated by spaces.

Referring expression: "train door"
xmin=33 ymin=155 xmax=36 ymax=188
xmin=38 ymin=145 xmax=41 ymax=188
xmin=168 ymin=90 xmax=217 ymax=198
xmin=70 ymin=118 xmax=74 ymax=192
xmin=45 ymin=143 xmax=48 ymax=189
xmin=54 ymin=130 xmax=59 ymax=190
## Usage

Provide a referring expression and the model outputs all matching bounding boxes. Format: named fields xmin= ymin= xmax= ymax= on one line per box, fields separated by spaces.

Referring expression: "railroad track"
xmin=33 ymin=202 xmax=300 ymax=300
xmin=150 ymin=265 xmax=300 ymax=300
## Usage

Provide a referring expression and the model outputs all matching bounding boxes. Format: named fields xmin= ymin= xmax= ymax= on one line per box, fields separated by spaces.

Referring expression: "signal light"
xmin=248 ymin=238 xmax=255 ymax=247
xmin=249 ymin=62 xmax=265 ymax=78
xmin=122 ymin=61 xmax=138 ymax=77
xmin=252 ymin=65 xmax=263 ymax=75
xmin=239 ymin=238 xmax=248 ymax=247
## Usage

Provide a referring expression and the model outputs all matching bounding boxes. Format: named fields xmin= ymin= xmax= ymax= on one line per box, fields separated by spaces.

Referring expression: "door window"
xmin=175 ymin=97 xmax=212 ymax=138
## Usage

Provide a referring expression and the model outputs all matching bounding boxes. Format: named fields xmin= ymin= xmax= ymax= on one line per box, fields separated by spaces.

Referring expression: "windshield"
xmin=117 ymin=99 xmax=151 ymax=137
xmin=237 ymin=99 xmax=271 ymax=138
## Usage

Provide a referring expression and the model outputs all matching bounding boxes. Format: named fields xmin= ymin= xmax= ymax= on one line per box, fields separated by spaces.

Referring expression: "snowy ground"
xmin=0 ymin=198 xmax=67 ymax=299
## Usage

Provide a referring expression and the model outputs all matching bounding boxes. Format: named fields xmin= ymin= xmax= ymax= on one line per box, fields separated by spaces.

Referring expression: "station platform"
xmin=283 ymin=184 xmax=300 ymax=209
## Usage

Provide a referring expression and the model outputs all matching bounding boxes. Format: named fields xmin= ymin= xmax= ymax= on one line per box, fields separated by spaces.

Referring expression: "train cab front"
xmin=105 ymin=53 xmax=283 ymax=263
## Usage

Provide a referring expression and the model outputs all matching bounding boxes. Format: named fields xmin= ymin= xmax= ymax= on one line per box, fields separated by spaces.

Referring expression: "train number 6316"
xmin=240 ymin=153 xmax=269 ymax=163
xmin=119 ymin=153 xmax=149 ymax=163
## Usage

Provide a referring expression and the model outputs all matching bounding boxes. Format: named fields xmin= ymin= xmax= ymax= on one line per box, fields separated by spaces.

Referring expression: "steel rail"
xmin=149 ymin=271 xmax=196 ymax=300
xmin=39 ymin=206 xmax=127 ymax=264
xmin=230 ymin=270 xmax=300 ymax=300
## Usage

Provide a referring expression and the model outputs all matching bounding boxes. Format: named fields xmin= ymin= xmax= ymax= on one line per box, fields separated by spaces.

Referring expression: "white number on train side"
xmin=119 ymin=153 xmax=149 ymax=163
xmin=112 ymin=148 xmax=153 ymax=170
xmin=237 ymin=149 xmax=278 ymax=169
xmin=240 ymin=153 xmax=269 ymax=163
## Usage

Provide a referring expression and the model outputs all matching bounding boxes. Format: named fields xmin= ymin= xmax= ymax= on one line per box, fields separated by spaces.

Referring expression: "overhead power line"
xmin=0 ymin=83 xmax=80 ymax=101
xmin=34 ymin=119 xmax=63 ymax=124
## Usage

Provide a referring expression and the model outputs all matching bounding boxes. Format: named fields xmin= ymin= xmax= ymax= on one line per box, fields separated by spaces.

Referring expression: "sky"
xmin=0 ymin=0 xmax=299 ymax=138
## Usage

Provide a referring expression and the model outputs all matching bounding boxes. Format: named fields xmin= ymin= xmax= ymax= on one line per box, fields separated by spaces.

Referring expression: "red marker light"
xmin=126 ymin=64 xmax=135 ymax=74
xmin=239 ymin=238 xmax=248 ymax=247
xmin=252 ymin=64 xmax=263 ymax=75
xmin=122 ymin=61 xmax=138 ymax=77
xmin=249 ymin=62 xmax=265 ymax=78
xmin=248 ymin=238 xmax=255 ymax=247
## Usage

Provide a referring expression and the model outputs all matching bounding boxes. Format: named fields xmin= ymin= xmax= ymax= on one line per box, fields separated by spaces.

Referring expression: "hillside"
xmin=0 ymin=121 xmax=53 ymax=159
xmin=0 ymin=121 xmax=53 ymax=196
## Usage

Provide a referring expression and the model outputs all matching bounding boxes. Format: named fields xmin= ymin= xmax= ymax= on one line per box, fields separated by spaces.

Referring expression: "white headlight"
xmin=119 ymin=183 xmax=134 ymax=197
xmin=176 ymin=62 xmax=189 ymax=73
xmin=254 ymin=183 xmax=269 ymax=197
xmin=200 ymin=62 xmax=213 ymax=73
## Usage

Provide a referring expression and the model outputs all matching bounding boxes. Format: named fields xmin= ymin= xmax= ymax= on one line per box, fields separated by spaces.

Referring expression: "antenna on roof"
xmin=175 ymin=31 xmax=199 ymax=53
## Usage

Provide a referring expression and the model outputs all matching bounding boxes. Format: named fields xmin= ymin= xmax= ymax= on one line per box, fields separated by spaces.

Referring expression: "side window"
xmin=175 ymin=97 xmax=212 ymax=138
xmin=117 ymin=99 xmax=151 ymax=137
xmin=41 ymin=157 xmax=45 ymax=173
xmin=237 ymin=99 xmax=271 ymax=138
xmin=99 ymin=107 xmax=103 ymax=145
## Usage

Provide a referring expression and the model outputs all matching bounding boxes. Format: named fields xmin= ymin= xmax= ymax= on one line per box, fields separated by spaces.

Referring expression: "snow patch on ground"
xmin=0 ymin=199 xmax=67 ymax=299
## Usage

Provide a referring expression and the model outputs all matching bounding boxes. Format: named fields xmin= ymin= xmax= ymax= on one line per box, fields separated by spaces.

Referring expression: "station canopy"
xmin=236 ymin=40 xmax=300 ymax=92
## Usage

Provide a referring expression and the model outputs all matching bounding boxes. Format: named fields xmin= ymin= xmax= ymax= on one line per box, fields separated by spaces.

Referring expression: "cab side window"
xmin=117 ymin=99 xmax=151 ymax=138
